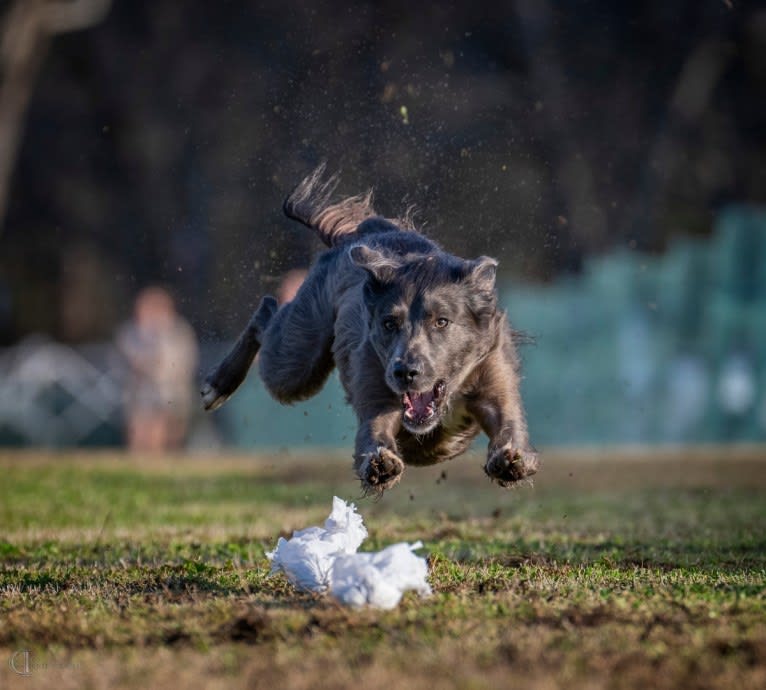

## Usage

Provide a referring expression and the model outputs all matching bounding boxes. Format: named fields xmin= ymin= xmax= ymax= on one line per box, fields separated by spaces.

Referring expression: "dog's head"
xmin=350 ymin=245 xmax=500 ymax=434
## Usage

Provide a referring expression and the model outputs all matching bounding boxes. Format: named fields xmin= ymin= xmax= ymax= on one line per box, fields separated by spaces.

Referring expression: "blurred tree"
xmin=0 ymin=0 xmax=111 ymax=231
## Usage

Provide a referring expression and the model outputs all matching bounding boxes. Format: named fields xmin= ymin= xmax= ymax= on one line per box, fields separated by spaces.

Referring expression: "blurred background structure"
xmin=0 ymin=0 xmax=764 ymax=448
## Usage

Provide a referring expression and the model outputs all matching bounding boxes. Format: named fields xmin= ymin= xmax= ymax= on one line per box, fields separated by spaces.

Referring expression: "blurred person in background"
xmin=277 ymin=268 xmax=308 ymax=305
xmin=116 ymin=286 xmax=198 ymax=453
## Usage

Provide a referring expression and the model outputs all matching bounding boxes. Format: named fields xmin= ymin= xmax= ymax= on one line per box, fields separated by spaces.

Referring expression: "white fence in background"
xmin=0 ymin=337 xmax=123 ymax=446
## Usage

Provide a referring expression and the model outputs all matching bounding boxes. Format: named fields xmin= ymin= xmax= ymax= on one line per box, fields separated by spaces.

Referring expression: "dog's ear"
xmin=463 ymin=256 xmax=498 ymax=292
xmin=348 ymin=245 xmax=400 ymax=284
xmin=462 ymin=256 xmax=498 ymax=322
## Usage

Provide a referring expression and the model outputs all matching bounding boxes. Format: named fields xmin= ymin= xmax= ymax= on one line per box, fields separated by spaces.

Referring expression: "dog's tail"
xmin=283 ymin=164 xmax=415 ymax=247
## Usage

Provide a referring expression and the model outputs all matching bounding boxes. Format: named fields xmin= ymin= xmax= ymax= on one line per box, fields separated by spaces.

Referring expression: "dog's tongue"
xmin=404 ymin=390 xmax=435 ymax=417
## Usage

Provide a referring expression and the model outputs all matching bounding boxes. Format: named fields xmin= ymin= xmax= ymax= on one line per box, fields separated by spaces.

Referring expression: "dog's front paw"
xmin=357 ymin=447 xmax=405 ymax=495
xmin=485 ymin=446 xmax=539 ymax=487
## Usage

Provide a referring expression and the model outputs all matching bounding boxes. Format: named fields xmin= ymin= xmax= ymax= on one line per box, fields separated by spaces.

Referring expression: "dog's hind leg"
xmin=201 ymin=296 xmax=278 ymax=411
xmin=257 ymin=265 xmax=336 ymax=404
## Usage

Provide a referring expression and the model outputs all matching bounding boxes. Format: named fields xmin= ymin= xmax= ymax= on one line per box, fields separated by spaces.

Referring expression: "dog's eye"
xmin=434 ymin=317 xmax=450 ymax=328
xmin=382 ymin=317 xmax=399 ymax=332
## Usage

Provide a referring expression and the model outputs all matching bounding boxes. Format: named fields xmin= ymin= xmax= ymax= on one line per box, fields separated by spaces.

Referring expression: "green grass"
xmin=0 ymin=448 xmax=765 ymax=689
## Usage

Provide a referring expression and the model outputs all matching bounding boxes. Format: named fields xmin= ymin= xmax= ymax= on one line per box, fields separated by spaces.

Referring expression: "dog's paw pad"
xmin=360 ymin=448 xmax=404 ymax=495
xmin=485 ymin=447 xmax=539 ymax=488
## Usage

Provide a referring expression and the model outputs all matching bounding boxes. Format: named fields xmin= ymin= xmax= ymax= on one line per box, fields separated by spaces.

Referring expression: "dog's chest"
xmin=440 ymin=396 xmax=477 ymax=435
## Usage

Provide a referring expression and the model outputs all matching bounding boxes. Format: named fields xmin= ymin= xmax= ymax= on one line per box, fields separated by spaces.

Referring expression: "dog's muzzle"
xmin=401 ymin=380 xmax=446 ymax=430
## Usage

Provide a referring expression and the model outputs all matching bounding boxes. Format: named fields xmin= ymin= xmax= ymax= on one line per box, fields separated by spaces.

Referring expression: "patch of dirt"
xmin=219 ymin=608 xmax=274 ymax=644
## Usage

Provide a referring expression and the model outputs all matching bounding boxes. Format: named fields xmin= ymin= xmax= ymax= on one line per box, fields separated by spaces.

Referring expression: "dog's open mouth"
xmin=402 ymin=380 xmax=446 ymax=431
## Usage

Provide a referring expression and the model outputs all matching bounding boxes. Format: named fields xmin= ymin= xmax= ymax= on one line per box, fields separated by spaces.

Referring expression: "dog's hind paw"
xmin=357 ymin=447 xmax=405 ymax=495
xmin=200 ymin=381 xmax=229 ymax=411
xmin=485 ymin=446 xmax=539 ymax=488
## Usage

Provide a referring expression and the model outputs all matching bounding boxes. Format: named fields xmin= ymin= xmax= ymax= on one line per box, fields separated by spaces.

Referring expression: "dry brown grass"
xmin=1 ymin=447 xmax=765 ymax=689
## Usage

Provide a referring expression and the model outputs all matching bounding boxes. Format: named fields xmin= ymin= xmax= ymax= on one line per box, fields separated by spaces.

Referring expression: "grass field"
xmin=1 ymin=447 xmax=765 ymax=689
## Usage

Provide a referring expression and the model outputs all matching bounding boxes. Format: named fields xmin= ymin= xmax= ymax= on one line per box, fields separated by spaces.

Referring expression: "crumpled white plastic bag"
xmin=329 ymin=541 xmax=432 ymax=610
xmin=266 ymin=497 xmax=431 ymax=609
xmin=266 ymin=496 xmax=368 ymax=591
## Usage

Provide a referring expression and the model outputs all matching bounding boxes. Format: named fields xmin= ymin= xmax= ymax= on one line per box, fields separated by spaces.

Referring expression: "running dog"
xmin=201 ymin=165 xmax=539 ymax=494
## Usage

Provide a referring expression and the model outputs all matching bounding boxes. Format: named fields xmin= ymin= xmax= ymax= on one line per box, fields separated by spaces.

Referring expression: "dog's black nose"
xmin=393 ymin=361 xmax=421 ymax=385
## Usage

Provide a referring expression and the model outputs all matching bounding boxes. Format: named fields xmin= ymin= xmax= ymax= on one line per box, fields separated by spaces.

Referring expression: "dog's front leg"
xmin=469 ymin=398 xmax=539 ymax=488
xmin=353 ymin=408 xmax=405 ymax=495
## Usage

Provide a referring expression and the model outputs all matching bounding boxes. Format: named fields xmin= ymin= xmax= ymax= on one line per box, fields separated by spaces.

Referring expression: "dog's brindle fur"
xmin=201 ymin=165 xmax=539 ymax=494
